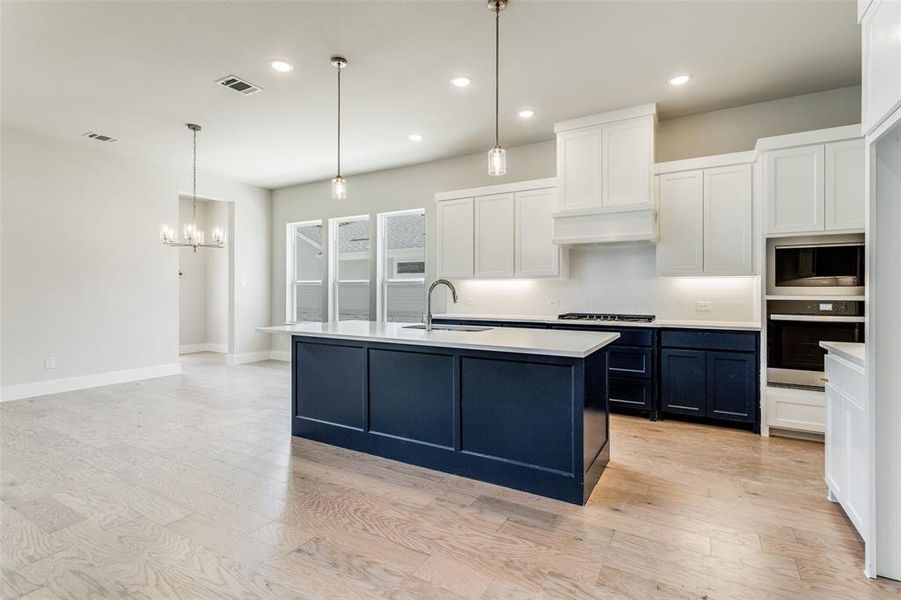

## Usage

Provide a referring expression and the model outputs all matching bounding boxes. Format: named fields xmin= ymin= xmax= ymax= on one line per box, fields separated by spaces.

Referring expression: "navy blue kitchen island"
xmin=261 ymin=322 xmax=619 ymax=504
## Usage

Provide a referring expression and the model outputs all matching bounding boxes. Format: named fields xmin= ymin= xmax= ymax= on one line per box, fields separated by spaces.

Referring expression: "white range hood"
xmin=551 ymin=104 xmax=658 ymax=245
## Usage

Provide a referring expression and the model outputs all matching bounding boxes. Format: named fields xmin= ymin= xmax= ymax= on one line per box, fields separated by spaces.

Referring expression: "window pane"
xmin=386 ymin=282 xmax=425 ymax=323
xmin=294 ymin=283 xmax=323 ymax=322
xmin=338 ymin=282 xmax=369 ymax=320
xmin=386 ymin=212 xmax=425 ymax=280
xmin=294 ymin=224 xmax=323 ymax=281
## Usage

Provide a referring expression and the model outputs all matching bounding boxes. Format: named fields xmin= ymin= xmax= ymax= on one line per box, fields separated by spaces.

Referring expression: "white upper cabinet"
xmin=825 ymin=139 xmax=866 ymax=231
xmin=435 ymin=197 xmax=474 ymax=279
xmin=553 ymin=104 xmax=658 ymax=245
xmin=602 ymin=118 xmax=653 ymax=207
xmin=704 ymin=164 xmax=753 ymax=275
xmin=557 ymin=129 xmax=600 ymax=211
xmin=766 ymin=144 xmax=825 ymax=234
xmin=862 ymin=0 xmax=901 ymax=135
xmin=657 ymin=171 xmax=704 ymax=276
xmin=759 ymin=127 xmax=865 ymax=236
xmin=474 ymin=193 xmax=515 ymax=279
xmin=435 ymin=179 xmax=564 ymax=281
xmin=515 ymin=187 xmax=560 ymax=277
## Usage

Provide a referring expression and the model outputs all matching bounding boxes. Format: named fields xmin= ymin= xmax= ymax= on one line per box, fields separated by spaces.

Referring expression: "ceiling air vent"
xmin=82 ymin=131 xmax=118 ymax=143
xmin=215 ymin=74 xmax=262 ymax=96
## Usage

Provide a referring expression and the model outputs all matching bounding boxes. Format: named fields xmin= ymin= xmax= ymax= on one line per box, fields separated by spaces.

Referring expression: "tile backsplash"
xmin=448 ymin=244 xmax=760 ymax=322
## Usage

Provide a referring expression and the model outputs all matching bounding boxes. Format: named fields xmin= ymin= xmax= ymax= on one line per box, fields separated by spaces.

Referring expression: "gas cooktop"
xmin=557 ymin=313 xmax=656 ymax=323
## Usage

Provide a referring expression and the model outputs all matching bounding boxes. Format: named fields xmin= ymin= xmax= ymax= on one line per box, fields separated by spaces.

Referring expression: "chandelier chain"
xmin=495 ymin=4 xmax=499 ymax=148
xmin=337 ymin=66 xmax=342 ymax=178
xmin=192 ymin=126 xmax=198 ymax=222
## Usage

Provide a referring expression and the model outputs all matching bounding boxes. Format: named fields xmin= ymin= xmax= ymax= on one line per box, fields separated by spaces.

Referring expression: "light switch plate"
xmin=696 ymin=301 xmax=712 ymax=312
xmin=44 ymin=357 xmax=56 ymax=369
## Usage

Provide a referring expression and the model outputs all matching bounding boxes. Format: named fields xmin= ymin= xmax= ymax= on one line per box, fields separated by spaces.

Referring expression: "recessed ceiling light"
xmin=270 ymin=60 xmax=294 ymax=73
xmin=451 ymin=76 xmax=471 ymax=88
xmin=518 ymin=109 xmax=535 ymax=119
xmin=408 ymin=133 xmax=423 ymax=142
xmin=669 ymin=74 xmax=691 ymax=86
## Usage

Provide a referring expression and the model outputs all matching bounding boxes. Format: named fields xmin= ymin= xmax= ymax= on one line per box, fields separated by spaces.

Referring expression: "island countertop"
xmin=259 ymin=321 xmax=619 ymax=358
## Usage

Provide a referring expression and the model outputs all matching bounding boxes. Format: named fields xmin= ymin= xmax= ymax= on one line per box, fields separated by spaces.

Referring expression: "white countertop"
xmin=820 ymin=341 xmax=866 ymax=368
xmin=258 ymin=321 xmax=620 ymax=358
xmin=433 ymin=313 xmax=762 ymax=331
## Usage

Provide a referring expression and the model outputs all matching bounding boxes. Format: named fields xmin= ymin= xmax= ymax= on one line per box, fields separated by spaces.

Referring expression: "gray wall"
xmin=656 ymin=86 xmax=861 ymax=162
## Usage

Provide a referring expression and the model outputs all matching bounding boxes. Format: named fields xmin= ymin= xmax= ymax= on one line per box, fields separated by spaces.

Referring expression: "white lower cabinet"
xmin=824 ymin=352 xmax=869 ymax=540
xmin=474 ymin=194 xmax=515 ymax=278
xmin=435 ymin=179 xmax=564 ymax=280
xmin=656 ymin=159 xmax=753 ymax=276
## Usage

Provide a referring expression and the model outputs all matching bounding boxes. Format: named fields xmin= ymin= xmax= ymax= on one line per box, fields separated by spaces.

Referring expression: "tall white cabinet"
xmin=757 ymin=127 xmax=865 ymax=236
xmin=435 ymin=179 xmax=565 ymax=280
xmin=656 ymin=153 xmax=755 ymax=276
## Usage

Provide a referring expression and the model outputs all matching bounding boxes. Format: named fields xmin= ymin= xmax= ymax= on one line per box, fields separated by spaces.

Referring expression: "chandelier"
xmin=160 ymin=123 xmax=226 ymax=252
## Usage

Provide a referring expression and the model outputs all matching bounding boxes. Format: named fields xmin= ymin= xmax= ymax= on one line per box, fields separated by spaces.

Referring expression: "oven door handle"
xmin=768 ymin=314 xmax=865 ymax=323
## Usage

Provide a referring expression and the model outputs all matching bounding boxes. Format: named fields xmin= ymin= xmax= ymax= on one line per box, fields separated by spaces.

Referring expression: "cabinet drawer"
xmin=551 ymin=325 xmax=653 ymax=347
xmin=824 ymin=354 xmax=866 ymax=406
xmin=608 ymin=347 xmax=653 ymax=379
xmin=660 ymin=330 xmax=757 ymax=352
xmin=609 ymin=377 xmax=653 ymax=411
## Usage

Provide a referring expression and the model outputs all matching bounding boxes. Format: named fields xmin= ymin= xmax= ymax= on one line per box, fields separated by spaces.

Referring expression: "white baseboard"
xmin=269 ymin=351 xmax=290 ymax=362
xmin=1 ymin=363 xmax=183 ymax=403
xmin=179 ymin=343 xmax=227 ymax=355
xmin=226 ymin=351 xmax=275 ymax=365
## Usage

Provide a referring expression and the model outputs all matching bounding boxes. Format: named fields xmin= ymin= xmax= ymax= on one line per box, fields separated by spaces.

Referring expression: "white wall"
xmin=657 ymin=86 xmax=861 ymax=162
xmin=205 ymin=199 xmax=229 ymax=349
xmin=1 ymin=128 xmax=271 ymax=397
xmin=178 ymin=197 xmax=208 ymax=347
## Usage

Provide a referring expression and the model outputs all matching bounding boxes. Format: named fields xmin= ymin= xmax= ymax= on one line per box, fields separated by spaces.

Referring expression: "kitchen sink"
xmin=403 ymin=324 xmax=493 ymax=332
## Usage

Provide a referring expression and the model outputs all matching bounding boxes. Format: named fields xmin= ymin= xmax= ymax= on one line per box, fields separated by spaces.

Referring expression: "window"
xmin=329 ymin=215 xmax=371 ymax=321
xmin=287 ymin=220 xmax=325 ymax=322
xmin=377 ymin=209 xmax=426 ymax=323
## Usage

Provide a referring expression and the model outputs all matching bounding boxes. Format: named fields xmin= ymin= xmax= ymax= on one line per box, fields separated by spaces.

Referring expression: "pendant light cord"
xmin=494 ymin=4 xmax=500 ymax=148
xmin=337 ymin=66 xmax=342 ymax=178
xmin=192 ymin=126 xmax=197 ymax=223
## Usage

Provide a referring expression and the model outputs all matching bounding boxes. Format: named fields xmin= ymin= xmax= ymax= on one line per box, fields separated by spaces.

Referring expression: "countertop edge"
xmin=819 ymin=341 xmax=866 ymax=368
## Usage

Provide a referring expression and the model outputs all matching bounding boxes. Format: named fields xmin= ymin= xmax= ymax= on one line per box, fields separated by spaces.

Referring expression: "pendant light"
xmin=487 ymin=0 xmax=507 ymax=177
xmin=160 ymin=124 xmax=226 ymax=252
xmin=330 ymin=56 xmax=348 ymax=200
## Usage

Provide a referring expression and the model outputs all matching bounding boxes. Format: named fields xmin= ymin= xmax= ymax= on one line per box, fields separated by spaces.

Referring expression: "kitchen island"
xmin=260 ymin=321 xmax=619 ymax=504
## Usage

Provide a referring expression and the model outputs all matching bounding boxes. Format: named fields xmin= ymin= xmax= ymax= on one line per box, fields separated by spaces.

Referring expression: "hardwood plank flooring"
xmin=1 ymin=352 xmax=899 ymax=599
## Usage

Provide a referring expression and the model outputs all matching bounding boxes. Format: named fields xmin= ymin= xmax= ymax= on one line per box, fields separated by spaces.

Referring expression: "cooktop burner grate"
xmin=557 ymin=313 xmax=656 ymax=323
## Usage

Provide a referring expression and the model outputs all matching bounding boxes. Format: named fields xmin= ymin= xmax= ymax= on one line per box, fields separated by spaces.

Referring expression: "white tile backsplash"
xmin=449 ymin=244 xmax=760 ymax=323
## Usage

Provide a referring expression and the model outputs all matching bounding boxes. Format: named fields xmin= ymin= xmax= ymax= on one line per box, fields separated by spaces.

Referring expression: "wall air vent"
xmin=215 ymin=74 xmax=263 ymax=96
xmin=82 ymin=131 xmax=118 ymax=143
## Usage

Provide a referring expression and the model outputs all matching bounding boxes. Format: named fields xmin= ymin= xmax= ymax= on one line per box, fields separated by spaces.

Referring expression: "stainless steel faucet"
xmin=426 ymin=279 xmax=458 ymax=331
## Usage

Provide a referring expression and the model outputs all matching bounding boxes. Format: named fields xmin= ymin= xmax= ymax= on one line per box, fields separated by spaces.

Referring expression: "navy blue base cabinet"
xmin=659 ymin=330 xmax=759 ymax=429
xmin=291 ymin=336 xmax=611 ymax=505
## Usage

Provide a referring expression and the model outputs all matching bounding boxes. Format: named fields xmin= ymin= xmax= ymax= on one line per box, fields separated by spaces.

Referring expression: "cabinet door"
xmin=515 ymin=187 xmax=559 ymax=277
xmin=844 ymin=395 xmax=867 ymax=530
xmin=825 ymin=383 xmax=845 ymax=499
xmin=704 ymin=164 xmax=753 ymax=275
xmin=557 ymin=128 xmax=601 ymax=211
xmin=706 ymin=351 xmax=756 ymax=422
xmin=863 ymin=0 xmax=901 ymax=133
xmin=602 ymin=117 xmax=652 ymax=207
xmin=657 ymin=171 xmax=704 ymax=276
xmin=825 ymin=139 xmax=865 ymax=231
xmin=660 ymin=349 xmax=707 ymax=416
xmin=766 ymin=145 xmax=825 ymax=234
xmin=474 ymin=193 xmax=515 ymax=278
xmin=436 ymin=198 xmax=474 ymax=279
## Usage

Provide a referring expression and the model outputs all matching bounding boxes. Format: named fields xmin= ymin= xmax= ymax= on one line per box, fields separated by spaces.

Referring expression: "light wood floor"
xmin=2 ymin=353 xmax=900 ymax=600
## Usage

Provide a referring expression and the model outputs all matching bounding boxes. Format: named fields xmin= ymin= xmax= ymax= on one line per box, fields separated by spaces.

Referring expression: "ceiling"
xmin=1 ymin=1 xmax=861 ymax=189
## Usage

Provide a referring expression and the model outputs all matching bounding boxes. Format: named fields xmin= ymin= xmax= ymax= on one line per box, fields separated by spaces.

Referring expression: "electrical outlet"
xmin=695 ymin=301 xmax=712 ymax=312
xmin=462 ymin=297 xmax=475 ymax=307
xmin=44 ymin=357 xmax=56 ymax=370
xmin=547 ymin=299 xmax=560 ymax=308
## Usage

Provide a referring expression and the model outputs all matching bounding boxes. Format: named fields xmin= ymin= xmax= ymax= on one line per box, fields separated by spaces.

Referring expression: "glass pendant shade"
xmin=331 ymin=175 xmax=347 ymax=200
xmin=210 ymin=227 xmax=226 ymax=246
xmin=488 ymin=146 xmax=506 ymax=176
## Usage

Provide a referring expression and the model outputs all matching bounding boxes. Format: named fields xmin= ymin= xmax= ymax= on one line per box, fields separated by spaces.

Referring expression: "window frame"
xmin=328 ymin=214 xmax=372 ymax=322
xmin=285 ymin=219 xmax=324 ymax=323
xmin=376 ymin=208 xmax=427 ymax=323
